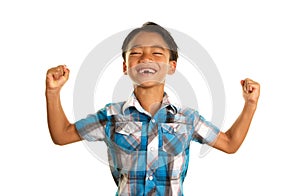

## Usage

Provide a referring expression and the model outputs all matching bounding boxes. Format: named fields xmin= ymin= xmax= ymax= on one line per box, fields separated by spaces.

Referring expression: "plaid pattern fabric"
xmin=75 ymin=93 xmax=220 ymax=196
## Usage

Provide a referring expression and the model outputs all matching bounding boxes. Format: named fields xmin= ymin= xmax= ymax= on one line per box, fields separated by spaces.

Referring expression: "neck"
xmin=133 ymin=84 xmax=165 ymax=116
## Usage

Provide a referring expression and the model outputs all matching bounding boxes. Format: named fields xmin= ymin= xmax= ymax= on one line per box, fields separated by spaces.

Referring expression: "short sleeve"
xmin=192 ymin=113 xmax=220 ymax=144
xmin=75 ymin=108 xmax=107 ymax=142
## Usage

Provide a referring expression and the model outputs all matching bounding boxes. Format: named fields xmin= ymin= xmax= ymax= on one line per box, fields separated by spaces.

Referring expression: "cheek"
xmin=126 ymin=58 xmax=138 ymax=67
xmin=128 ymin=62 xmax=137 ymax=68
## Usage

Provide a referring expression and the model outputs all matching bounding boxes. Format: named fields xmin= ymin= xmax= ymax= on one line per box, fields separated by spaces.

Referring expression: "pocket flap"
xmin=160 ymin=123 xmax=188 ymax=134
xmin=115 ymin=121 xmax=143 ymax=135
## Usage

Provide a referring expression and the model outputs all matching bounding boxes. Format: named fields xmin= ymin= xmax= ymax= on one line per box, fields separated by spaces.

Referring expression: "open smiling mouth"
xmin=137 ymin=68 xmax=157 ymax=74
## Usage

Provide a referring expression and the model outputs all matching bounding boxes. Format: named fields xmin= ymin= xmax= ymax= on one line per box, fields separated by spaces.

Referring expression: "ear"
xmin=167 ymin=61 xmax=177 ymax=75
xmin=123 ymin=61 xmax=128 ymax=75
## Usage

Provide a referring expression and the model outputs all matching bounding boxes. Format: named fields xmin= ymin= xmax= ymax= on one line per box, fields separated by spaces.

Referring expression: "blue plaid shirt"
xmin=75 ymin=93 xmax=220 ymax=196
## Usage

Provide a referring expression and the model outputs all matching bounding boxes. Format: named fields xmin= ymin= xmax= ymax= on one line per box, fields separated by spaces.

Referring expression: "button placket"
xmin=146 ymin=133 xmax=158 ymax=182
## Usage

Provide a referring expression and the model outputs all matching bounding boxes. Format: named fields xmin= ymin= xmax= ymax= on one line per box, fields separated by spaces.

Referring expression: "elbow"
xmin=49 ymin=124 xmax=78 ymax=146
xmin=224 ymin=141 xmax=242 ymax=154
xmin=214 ymin=142 xmax=239 ymax=154
xmin=222 ymin=141 xmax=241 ymax=154
xmin=224 ymin=147 xmax=239 ymax=154
xmin=223 ymin=132 xmax=241 ymax=154
xmin=50 ymin=134 xmax=70 ymax=146
xmin=52 ymin=138 xmax=68 ymax=146
xmin=54 ymin=142 xmax=67 ymax=146
xmin=220 ymin=140 xmax=239 ymax=154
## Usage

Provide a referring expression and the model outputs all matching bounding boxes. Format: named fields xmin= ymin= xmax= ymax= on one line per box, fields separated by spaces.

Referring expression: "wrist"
xmin=244 ymin=101 xmax=257 ymax=111
xmin=45 ymin=88 xmax=61 ymax=98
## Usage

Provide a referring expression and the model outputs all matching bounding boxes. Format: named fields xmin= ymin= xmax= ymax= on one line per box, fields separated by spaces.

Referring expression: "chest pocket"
xmin=159 ymin=123 xmax=191 ymax=156
xmin=113 ymin=121 xmax=143 ymax=152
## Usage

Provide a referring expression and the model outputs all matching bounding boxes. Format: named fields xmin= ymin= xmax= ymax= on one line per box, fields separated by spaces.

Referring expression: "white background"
xmin=1 ymin=0 xmax=299 ymax=195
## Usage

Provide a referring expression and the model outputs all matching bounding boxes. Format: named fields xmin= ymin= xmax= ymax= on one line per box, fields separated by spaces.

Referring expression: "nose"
xmin=139 ymin=51 xmax=153 ymax=63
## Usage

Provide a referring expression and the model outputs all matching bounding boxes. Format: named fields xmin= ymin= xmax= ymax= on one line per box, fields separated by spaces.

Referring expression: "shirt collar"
xmin=122 ymin=92 xmax=178 ymax=116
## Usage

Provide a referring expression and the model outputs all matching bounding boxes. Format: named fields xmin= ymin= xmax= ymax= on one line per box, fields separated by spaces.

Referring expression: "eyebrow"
xmin=130 ymin=45 xmax=167 ymax=50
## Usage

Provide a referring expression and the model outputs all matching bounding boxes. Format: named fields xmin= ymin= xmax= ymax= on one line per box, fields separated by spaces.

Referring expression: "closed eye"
xmin=130 ymin=52 xmax=142 ymax=56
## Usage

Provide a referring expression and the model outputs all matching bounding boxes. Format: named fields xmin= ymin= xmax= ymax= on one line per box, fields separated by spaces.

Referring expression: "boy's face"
xmin=123 ymin=31 xmax=177 ymax=87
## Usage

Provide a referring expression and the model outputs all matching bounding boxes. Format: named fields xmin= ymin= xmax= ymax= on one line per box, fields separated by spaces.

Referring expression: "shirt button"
xmin=151 ymin=119 xmax=155 ymax=123
xmin=150 ymin=147 xmax=155 ymax=151
xmin=148 ymin=175 xmax=153 ymax=181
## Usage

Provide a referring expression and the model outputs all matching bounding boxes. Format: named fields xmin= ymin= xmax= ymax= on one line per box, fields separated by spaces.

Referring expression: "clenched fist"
xmin=46 ymin=65 xmax=70 ymax=93
xmin=241 ymin=78 xmax=260 ymax=105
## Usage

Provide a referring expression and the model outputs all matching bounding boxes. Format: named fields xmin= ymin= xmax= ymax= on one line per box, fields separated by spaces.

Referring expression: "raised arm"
xmin=45 ymin=65 xmax=81 ymax=145
xmin=212 ymin=78 xmax=260 ymax=153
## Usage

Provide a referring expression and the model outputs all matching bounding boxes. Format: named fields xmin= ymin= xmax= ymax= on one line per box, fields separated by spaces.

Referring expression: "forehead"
xmin=127 ymin=31 xmax=169 ymax=50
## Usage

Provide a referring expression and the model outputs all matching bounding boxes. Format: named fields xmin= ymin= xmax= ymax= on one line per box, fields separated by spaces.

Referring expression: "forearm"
xmin=46 ymin=91 xmax=73 ymax=144
xmin=225 ymin=102 xmax=257 ymax=152
xmin=212 ymin=78 xmax=260 ymax=153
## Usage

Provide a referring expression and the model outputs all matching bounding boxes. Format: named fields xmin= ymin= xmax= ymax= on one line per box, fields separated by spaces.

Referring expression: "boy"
xmin=46 ymin=22 xmax=260 ymax=195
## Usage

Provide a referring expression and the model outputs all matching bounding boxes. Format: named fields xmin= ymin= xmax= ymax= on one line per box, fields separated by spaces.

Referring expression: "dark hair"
xmin=122 ymin=22 xmax=178 ymax=61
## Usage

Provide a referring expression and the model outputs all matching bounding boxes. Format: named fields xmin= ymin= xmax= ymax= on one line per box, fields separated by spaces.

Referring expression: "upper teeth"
xmin=139 ymin=68 xmax=156 ymax=74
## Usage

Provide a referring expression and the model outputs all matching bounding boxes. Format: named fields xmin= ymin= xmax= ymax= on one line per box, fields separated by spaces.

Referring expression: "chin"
xmin=134 ymin=80 xmax=165 ymax=88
